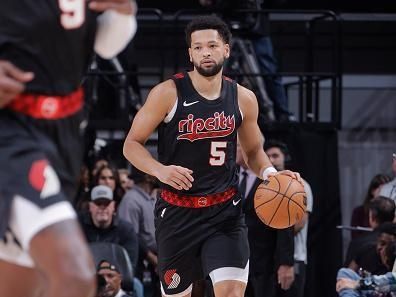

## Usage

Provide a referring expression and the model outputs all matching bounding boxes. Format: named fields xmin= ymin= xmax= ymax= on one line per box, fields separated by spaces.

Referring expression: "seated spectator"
xmin=351 ymin=222 xmax=396 ymax=276
xmin=118 ymin=168 xmax=134 ymax=192
xmin=379 ymin=153 xmax=396 ymax=201
xmin=75 ymin=164 xmax=92 ymax=212
xmin=118 ymin=169 xmax=160 ymax=297
xmin=94 ymin=164 xmax=125 ymax=206
xmin=345 ymin=197 xmax=396 ymax=275
xmin=79 ymin=185 xmax=139 ymax=271
xmin=97 ymin=259 xmax=133 ymax=297
xmin=336 ymin=240 xmax=396 ymax=297
xmin=92 ymin=158 xmax=110 ymax=178
xmin=351 ymin=174 xmax=391 ymax=239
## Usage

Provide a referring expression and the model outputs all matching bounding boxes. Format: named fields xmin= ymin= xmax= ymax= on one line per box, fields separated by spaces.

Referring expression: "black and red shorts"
xmin=154 ymin=189 xmax=249 ymax=295
xmin=0 ymin=90 xmax=84 ymax=239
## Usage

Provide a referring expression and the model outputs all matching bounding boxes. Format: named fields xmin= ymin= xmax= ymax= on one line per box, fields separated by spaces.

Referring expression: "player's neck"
xmin=189 ymin=71 xmax=222 ymax=100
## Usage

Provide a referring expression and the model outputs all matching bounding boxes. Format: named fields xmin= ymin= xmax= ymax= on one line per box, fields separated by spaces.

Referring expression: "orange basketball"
xmin=254 ymin=174 xmax=307 ymax=229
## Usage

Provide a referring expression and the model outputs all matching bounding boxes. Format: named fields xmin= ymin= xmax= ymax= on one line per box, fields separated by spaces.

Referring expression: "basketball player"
xmin=0 ymin=1 xmax=136 ymax=297
xmin=123 ymin=15 xmax=301 ymax=297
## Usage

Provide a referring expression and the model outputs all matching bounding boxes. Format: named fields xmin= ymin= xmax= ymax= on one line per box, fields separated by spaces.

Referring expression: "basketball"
xmin=254 ymin=174 xmax=307 ymax=229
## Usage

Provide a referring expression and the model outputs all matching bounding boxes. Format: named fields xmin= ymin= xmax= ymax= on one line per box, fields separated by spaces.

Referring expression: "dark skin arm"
xmin=0 ymin=60 xmax=34 ymax=108
xmin=29 ymin=220 xmax=96 ymax=297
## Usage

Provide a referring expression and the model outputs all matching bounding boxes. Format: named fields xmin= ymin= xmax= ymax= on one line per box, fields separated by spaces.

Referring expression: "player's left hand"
xmin=88 ymin=0 xmax=137 ymax=15
xmin=277 ymin=265 xmax=294 ymax=290
xmin=269 ymin=170 xmax=302 ymax=184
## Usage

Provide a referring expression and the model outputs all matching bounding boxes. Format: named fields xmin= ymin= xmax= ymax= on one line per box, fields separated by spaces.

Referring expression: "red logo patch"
xmin=164 ymin=269 xmax=181 ymax=289
xmin=29 ymin=159 xmax=48 ymax=191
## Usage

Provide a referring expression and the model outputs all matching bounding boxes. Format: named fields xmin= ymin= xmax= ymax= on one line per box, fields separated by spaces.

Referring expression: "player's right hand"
xmin=156 ymin=165 xmax=194 ymax=191
xmin=0 ymin=61 xmax=34 ymax=108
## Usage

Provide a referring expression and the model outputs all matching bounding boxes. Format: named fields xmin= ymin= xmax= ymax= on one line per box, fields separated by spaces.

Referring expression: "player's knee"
xmin=214 ymin=281 xmax=245 ymax=297
xmin=225 ymin=289 xmax=244 ymax=297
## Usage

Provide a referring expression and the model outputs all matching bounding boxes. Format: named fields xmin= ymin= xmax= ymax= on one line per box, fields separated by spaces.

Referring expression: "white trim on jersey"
xmin=0 ymin=196 xmax=76 ymax=267
xmin=164 ymin=98 xmax=178 ymax=123
xmin=209 ymin=260 xmax=249 ymax=285
xmin=160 ymin=283 xmax=192 ymax=297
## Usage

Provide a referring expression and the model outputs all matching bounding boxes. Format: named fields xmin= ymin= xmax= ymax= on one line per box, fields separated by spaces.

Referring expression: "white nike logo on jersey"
xmin=232 ymin=199 xmax=241 ymax=206
xmin=183 ymin=100 xmax=199 ymax=107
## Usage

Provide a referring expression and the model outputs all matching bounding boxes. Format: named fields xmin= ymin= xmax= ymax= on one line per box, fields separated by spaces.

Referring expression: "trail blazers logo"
xmin=164 ymin=269 xmax=181 ymax=289
xmin=29 ymin=159 xmax=61 ymax=199
xmin=177 ymin=112 xmax=235 ymax=142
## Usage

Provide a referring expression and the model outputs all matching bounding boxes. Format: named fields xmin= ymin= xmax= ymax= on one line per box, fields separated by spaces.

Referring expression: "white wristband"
xmin=262 ymin=166 xmax=277 ymax=180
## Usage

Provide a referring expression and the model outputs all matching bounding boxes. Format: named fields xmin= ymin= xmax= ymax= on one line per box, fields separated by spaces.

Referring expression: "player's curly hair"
xmin=185 ymin=15 xmax=232 ymax=46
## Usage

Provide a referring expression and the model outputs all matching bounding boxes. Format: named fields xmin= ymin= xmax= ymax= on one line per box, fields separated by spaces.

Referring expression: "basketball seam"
xmin=255 ymin=190 xmax=306 ymax=211
xmin=254 ymin=178 xmax=281 ymax=209
xmin=288 ymin=191 xmax=307 ymax=212
xmin=268 ymin=176 xmax=293 ymax=226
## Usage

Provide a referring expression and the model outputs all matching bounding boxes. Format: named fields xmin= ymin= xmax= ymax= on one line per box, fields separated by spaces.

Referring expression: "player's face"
xmin=189 ymin=29 xmax=230 ymax=77
xmin=265 ymin=147 xmax=285 ymax=171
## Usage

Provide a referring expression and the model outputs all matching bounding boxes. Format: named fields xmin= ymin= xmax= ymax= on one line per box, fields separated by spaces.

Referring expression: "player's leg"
xmin=29 ymin=219 xmax=96 ymax=297
xmin=155 ymin=201 xmax=202 ymax=297
xmin=202 ymin=203 xmax=249 ymax=297
xmin=0 ymin=194 xmax=96 ymax=297
xmin=213 ymin=280 xmax=246 ymax=297
xmin=0 ymin=260 xmax=43 ymax=297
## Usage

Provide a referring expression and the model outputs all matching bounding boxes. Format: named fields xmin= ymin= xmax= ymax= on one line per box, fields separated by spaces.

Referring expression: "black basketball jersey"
xmin=0 ymin=0 xmax=97 ymax=95
xmin=158 ymin=72 xmax=243 ymax=196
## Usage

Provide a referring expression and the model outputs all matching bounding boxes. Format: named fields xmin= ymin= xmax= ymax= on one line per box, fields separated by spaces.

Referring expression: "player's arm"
xmin=237 ymin=85 xmax=301 ymax=182
xmin=0 ymin=61 xmax=34 ymax=108
xmin=90 ymin=0 xmax=138 ymax=59
xmin=123 ymin=80 xmax=193 ymax=191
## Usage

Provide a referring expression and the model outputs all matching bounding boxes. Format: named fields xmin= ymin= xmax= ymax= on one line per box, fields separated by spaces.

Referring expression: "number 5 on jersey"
xmin=210 ymin=141 xmax=227 ymax=166
xmin=59 ymin=0 xmax=85 ymax=29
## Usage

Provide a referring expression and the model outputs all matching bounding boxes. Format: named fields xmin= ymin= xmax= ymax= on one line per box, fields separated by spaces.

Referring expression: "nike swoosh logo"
xmin=183 ymin=100 xmax=199 ymax=107
xmin=233 ymin=199 xmax=241 ymax=206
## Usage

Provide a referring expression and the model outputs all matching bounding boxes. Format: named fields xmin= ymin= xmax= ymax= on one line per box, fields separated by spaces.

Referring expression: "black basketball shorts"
xmin=0 ymin=110 xmax=84 ymax=267
xmin=154 ymin=194 xmax=250 ymax=296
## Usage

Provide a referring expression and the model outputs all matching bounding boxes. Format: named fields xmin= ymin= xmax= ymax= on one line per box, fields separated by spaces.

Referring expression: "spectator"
xmin=264 ymin=140 xmax=313 ymax=297
xmin=95 ymin=164 xmax=125 ymax=206
xmin=351 ymin=174 xmax=391 ymax=239
xmin=336 ymin=240 xmax=396 ymax=297
xmin=236 ymin=143 xmax=295 ymax=297
xmin=118 ymin=169 xmax=134 ymax=192
xmin=347 ymin=213 xmax=396 ymax=276
xmin=79 ymin=185 xmax=139 ymax=271
xmin=118 ymin=169 xmax=159 ymax=297
xmin=92 ymin=158 xmax=110 ymax=178
xmin=97 ymin=260 xmax=133 ymax=297
xmin=75 ymin=165 xmax=93 ymax=212
xmin=379 ymin=153 xmax=396 ymax=201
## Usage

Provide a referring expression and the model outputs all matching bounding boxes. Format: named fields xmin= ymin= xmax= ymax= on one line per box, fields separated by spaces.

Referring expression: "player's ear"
xmin=224 ymin=43 xmax=230 ymax=59
xmin=188 ymin=48 xmax=193 ymax=63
